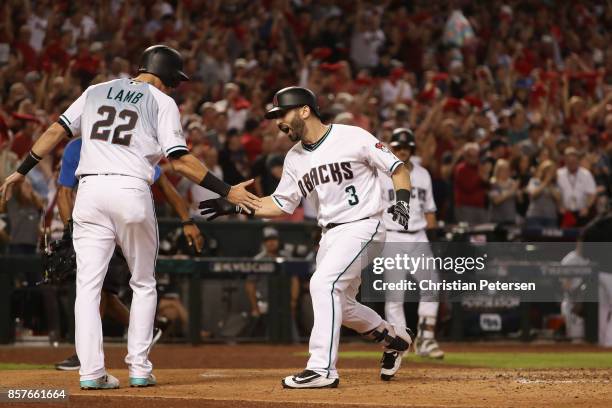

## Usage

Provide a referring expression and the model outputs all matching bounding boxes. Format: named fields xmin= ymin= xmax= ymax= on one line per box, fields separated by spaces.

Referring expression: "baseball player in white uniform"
xmin=562 ymin=213 xmax=612 ymax=346
xmin=0 ymin=45 xmax=260 ymax=390
xmin=380 ymin=128 xmax=444 ymax=364
xmin=199 ymin=86 xmax=415 ymax=388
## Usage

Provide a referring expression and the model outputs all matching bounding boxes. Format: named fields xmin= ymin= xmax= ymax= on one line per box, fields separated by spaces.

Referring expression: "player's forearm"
xmin=170 ymin=153 xmax=237 ymax=200
xmin=252 ymin=196 xmax=286 ymax=218
xmin=391 ymin=164 xmax=412 ymax=191
xmin=425 ymin=212 xmax=437 ymax=229
xmin=14 ymin=123 xmax=68 ymax=177
xmin=169 ymin=153 xmax=210 ymax=184
xmin=157 ymin=173 xmax=191 ymax=222
xmin=57 ymin=186 xmax=74 ymax=225
xmin=31 ymin=123 xmax=68 ymax=158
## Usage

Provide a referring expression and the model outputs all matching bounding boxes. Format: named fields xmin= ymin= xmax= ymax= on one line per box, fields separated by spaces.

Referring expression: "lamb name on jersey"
xmin=58 ymin=78 xmax=187 ymax=184
xmin=381 ymin=160 xmax=436 ymax=232
xmin=271 ymin=124 xmax=403 ymax=227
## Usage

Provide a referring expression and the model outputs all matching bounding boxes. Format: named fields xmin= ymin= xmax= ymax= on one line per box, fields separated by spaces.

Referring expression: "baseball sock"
xmin=362 ymin=322 xmax=410 ymax=351
xmin=418 ymin=316 xmax=436 ymax=340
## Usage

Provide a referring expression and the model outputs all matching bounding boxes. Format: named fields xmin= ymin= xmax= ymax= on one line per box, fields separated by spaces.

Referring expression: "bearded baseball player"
xmin=0 ymin=44 xmax=260 ymax=390
xmin=199 ymin=86 xmax=415 ymax=389
xmin=380 ymin=128 xmax=444 ymax=369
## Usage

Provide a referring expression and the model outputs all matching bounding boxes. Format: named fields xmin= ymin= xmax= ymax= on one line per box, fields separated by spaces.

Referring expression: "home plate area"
xmin=1 ymin=343 xmax=611 ymax=407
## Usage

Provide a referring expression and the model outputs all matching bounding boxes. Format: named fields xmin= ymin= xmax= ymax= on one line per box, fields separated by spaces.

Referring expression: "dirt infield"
xmin=1 ymin=343 xmax=611 ymax=407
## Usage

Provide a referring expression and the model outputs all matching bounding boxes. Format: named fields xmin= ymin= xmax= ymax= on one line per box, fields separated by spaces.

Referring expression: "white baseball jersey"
xmin=271 ymin=124 xmax=403 ymax=227
xmin=381 ymin=159 xmax=436 ymax=232
xmin=58 ymin=78 xmax=188 ymax=184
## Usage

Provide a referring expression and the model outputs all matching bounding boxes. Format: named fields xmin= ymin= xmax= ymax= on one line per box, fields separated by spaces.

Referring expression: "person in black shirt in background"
xmin=218 ymin=128 xmax=250 ymax=185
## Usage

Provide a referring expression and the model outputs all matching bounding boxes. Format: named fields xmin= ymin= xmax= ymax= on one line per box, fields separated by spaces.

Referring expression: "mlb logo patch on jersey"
xmin=375 ymin=142 xmax=390 ymax=153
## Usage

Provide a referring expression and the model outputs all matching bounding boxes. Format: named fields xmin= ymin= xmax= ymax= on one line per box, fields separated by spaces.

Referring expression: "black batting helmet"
xmin=265 ymin=86 xmax=321 ymax=119
xmin=390 ymin=128 xmax=416 ymax=150
xmin=138 ymin=45 xmax=189 ymax=88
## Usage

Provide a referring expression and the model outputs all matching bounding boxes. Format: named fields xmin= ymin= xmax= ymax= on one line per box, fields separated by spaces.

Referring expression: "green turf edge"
xmin=0 ymin=363 xmax=54 ymax=370
xmin=294 ymin=351 xmax=612 ymax=369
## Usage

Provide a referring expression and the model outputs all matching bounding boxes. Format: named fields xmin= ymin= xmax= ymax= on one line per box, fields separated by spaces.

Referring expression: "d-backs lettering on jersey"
xmin=57 ymin=78 xmax=188 ymax=184
xmin=272 ymin=124 xmax=403 ymax=227
xmin=298 ymin=162 xmax=354 ymax=197
xmin=380 ymin=160 xmax=436 ymax=231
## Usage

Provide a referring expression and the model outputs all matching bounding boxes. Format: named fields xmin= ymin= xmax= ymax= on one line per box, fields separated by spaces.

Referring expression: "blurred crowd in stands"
xmin=1 ymin=0 xmax=612 ymax=252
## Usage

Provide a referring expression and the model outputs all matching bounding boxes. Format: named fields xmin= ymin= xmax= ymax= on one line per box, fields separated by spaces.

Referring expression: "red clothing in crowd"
xmin=13 ymin=41 xmax=38 ymax=71
xmin=73 ymin=53 xmax=101 ymax=77
xmin=40 ymin=41 xmax=70 ymax=72
xmin=241 ymin=132 xmax=262 ymax=163
xmin=155 ymin=27 xmax=177 ymax=42
xmin=453 ymin=161 xmax=488 ymax=208
xmin=11 ymin=131 xmax=34 ymax=158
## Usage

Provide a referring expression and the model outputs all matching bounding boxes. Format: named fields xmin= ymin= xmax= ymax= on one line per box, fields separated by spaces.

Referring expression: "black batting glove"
xmin=199 ymin=198 xmax=252 ymax=221
xmin=389 ymin=188 xmax=411 ymax=230
xmin=387 ymin=201 xmax=410 ymax=230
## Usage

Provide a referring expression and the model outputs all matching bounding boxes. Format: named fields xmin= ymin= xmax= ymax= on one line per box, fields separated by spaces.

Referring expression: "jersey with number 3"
xmin=272 ymin=124 xmax=403 ymax=227
xmin=57 ymin=78 xmax=188 ymax=184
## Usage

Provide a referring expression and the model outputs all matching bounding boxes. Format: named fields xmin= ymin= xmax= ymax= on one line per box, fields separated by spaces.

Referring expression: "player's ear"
xmin=301 ymin=105 xmax=311 ymax=120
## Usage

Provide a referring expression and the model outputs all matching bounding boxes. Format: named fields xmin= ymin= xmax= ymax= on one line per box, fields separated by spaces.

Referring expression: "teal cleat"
xmin=80 ymin=374 xmax=120 ymax=390
xmin=129 ymin=374 xmax=157 ymax=387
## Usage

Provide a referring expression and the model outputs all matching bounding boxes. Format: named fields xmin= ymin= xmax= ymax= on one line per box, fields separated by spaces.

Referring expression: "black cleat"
xmin=380 ymin=326 xmax=415 ymax=381
xmin=380 ymin=350 xmax=402 ymax=381
xmin=55 ymin=354 xmax=80 ymax=371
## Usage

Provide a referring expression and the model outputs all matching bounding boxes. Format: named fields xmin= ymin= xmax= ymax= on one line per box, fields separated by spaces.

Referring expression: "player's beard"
xmin=288 ymin=115 xmax=306 ymax=142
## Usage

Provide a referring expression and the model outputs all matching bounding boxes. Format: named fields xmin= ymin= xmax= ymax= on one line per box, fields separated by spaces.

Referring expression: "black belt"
xmin=79 ymin=173 xmax=129 ymax=179
xmin=325 ymin=217 xmax=370 ymax=230
xmin=390 ymin=229 xmax=423 ymax=234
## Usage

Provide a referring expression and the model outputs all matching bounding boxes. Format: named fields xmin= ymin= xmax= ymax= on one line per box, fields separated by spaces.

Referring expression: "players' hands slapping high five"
xmin=226 ymin=179 xmax=261 ymax=214
xmin=199 ymin=197 xmax=253 ymax=220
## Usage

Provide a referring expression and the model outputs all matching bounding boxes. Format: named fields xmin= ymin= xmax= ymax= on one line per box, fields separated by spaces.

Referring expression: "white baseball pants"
xmin=382 ymin=230 xmax=439 ymax=327
xmin=306 ymin=217 xmax=386 ymax=379
xmin=72 ymin=175 xmax=158 ymax=381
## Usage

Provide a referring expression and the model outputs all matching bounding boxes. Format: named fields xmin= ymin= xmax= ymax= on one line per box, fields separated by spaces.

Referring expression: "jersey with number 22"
xmin=58 ymin=78 xmax=187 ymax=185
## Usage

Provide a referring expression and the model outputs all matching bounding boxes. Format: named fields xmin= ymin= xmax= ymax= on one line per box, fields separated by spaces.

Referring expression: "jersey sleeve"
xmin=358 ymin=130 xmax=403 ymax=175
xmin=58 ymin=139 xmax=81 ymax=188
xmin=156 ymin=97 xmax=188 ymax=157
xmin=58 ymin=89 xmax=89 ymax=138
xmin=271 ymin=159 xmax=301 ymax=214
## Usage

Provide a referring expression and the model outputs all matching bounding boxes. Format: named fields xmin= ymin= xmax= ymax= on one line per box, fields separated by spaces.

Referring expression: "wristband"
xmin=199 ymin=172 xmax=231 ymax=197
xmin=181 ymin=218 xmax=195 ymax=226
xmin=395 ymin=189 xmax=411 ymax=204
xmin=17 ymin=151 xmax=42 ymax=175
